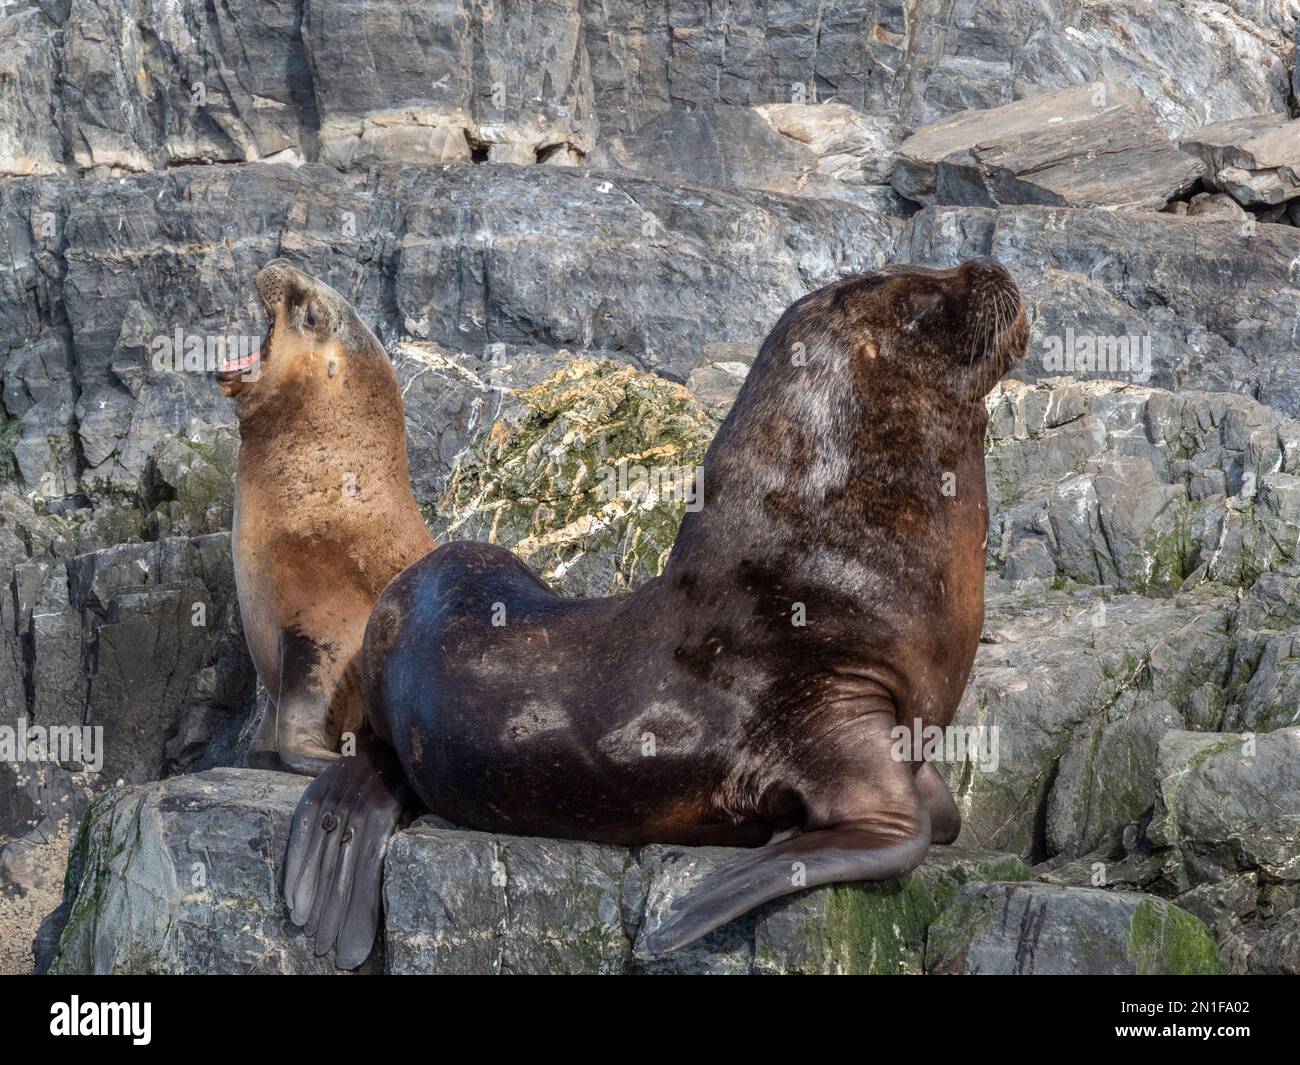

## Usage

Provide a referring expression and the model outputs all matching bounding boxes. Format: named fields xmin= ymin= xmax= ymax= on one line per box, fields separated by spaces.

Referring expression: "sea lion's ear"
xmin=899 ymin=286 xmax=943 ymax=330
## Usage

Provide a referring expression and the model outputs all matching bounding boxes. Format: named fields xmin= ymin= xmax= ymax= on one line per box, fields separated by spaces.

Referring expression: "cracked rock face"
xmin=4 ymin=0 xmax=1300 ymax=977
xmin=4 ymin=0 xmax=1293 ymax=181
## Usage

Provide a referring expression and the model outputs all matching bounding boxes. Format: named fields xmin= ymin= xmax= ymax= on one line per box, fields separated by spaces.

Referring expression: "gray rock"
xmin=0 ymin=161 xmax=898 ymax=498
xmin=0 ymin=5 xmax=66 ymax=177
xmin=1147 ymin=727 xmax=1300 ymax=892
xmin=1220 ymin=906 xmax=1300 ymax=974
xmin=580 ymin=1 xmax=1291 ymax=139
xmin=50 ymin=770 xmax=1061 ymax=975
xmin=1 ymin=532 xmax=256 ymax=846
xmin=948 ymin=579 xmax=1239 ymax=859
xmin=372 ymin=164 xmax=900 ymax=383
xmin=1185 ymin=192 xmax=1249 ymax=221
xmin=309 ymin=0 xmax=596 ymax=169
xmin=985 ymin=379 xmax=1300 ymax=593
xmin=629 ymin=844 xmax=1032 ymax=976
xmin=893 ymin=84 xmax=1203 ymax=210
xmin=1181 ymin=113 xmax=1300 ymax=207
xmin=590 ymin=102 xmax=908 ymax=211
xmin=384 ymin=822 xmax=632 ymax=975
xmin=1173 ymin=875 xmax=1258 ymax=939
xmin=49 ymin=769 xmax=373 ymax=974
xmin=2 ymin=0 xmax=1293 ymax=184
xmin=926 ymin=881 xmax=1224 ymax=974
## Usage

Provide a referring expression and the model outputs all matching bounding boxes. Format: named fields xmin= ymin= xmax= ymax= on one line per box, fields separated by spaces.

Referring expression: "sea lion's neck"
xmin=665 ymin=346 xmax=988 ymax=579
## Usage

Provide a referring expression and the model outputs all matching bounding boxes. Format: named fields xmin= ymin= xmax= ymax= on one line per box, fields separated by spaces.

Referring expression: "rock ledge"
xmin=44 ymin=770 xmax=1222 ymax=975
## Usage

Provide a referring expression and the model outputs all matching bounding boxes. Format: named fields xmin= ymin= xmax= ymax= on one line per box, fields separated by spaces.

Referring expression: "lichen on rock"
xmin=437 ymin=357 xmax=716 ymax=597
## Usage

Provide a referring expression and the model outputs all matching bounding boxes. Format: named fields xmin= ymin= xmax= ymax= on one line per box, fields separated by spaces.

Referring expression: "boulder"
xmin=1181 ymin=113 xmax=1300 ymax=207
xmin=926 ymin=881 xmax=1224 ymax=974
xmin=435 ymin=356 xmax=715 ymax=596
xmin=893 ymin=84 xmax=1204 ymax=210
xmin=1147 ymin=727 xmax=1300 ymax=893
xmin=48 ymin=770 xmax=372 ymax=975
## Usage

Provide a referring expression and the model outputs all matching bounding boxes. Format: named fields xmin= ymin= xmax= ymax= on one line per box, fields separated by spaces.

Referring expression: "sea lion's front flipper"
xmin=283 ymin=741 xmax=418 ymax=969
xmin=642 ymin=706 xmax=932 ymax=956
xmin=276 ymin=627 xmax=344 ymax=776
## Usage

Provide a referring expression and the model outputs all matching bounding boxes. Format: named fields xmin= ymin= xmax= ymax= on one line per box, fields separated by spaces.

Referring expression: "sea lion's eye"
xmin=304 ymin=307 xmax=317 ymax=329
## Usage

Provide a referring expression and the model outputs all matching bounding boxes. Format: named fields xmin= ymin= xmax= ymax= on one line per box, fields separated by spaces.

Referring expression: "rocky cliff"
xmin=2 ymin=0 xmax=1299 ymax=975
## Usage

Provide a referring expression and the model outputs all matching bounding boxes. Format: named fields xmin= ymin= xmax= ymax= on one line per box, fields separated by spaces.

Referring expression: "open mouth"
xmin=216 ymin=317 xmax=271 ymax=383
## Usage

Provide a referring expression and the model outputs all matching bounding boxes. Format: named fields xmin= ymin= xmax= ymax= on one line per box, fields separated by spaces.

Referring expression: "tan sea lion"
xmin=217 ymin=260 xmax=435 ymax=774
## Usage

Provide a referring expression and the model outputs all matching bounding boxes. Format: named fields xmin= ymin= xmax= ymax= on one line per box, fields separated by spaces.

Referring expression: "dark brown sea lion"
xmin=218 ymin=260 xmax=434 ymax=775
xmin=284 ymin=256 xmax=1028 ymax=967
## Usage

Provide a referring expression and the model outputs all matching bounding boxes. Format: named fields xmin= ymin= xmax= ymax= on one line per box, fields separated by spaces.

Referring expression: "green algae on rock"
xmin=926 ymin=881 xmax=1224 ymax=974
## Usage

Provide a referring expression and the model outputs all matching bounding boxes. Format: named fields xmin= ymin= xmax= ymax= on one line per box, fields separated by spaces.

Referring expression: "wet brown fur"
xmin=287 ymin=256 xmax=1030 ymax=965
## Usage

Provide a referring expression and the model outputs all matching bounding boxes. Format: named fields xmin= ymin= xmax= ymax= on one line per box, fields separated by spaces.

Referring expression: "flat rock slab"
xmin=926 ymin=881 xmax=1224 ymax=974
xmin=893 ymin=83 xmax=1203 ymax=210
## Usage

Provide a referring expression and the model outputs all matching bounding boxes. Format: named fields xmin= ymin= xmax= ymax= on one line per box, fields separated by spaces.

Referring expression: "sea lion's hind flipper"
xmin=641 ymin=810 xmax=932 ymax=956
xmin=283 ymin=743 xmax=418 ymax=969
xmin=916 ymin=759 xmax=961 ymax=844
xmin=276 ymin=627 xmax=341 ymax=775
xmin=643 ymin=704 xmax=932 ymax=956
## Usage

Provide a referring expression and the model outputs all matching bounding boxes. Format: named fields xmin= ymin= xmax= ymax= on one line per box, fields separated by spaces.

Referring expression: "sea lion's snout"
xmin=255 ymin=258 xmax=295 ymax=315
xmin=216 ymin=258 xmax=299 ymax=390
xmin=953 ymin=255 xmax=1028 ymax=374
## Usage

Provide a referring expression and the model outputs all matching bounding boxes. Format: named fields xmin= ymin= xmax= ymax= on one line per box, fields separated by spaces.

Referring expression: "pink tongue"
xmin=220 ymin=345 xmax=260 ymax=374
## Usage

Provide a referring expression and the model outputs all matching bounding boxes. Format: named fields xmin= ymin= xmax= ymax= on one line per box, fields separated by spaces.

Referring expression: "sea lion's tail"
xmin=639 ymin=809 xmax=932 ymax=956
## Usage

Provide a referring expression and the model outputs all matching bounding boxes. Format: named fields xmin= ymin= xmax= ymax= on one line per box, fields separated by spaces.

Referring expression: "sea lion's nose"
xmin=256 ymin=259 xmax=295 ymax=312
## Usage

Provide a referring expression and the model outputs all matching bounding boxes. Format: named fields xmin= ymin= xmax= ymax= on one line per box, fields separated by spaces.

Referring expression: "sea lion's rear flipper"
xmin=283 ymin=741 xmax=418 ymax=969
xmin=276 ymin=627 xmax=345 ymax=776
xmin=916 ymin=759 xmax=961 ymax=844
xmin=642 ymin=706 xmax=932 ymax=956
xmin=641 ymin=811 xmax=933 ymax=955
